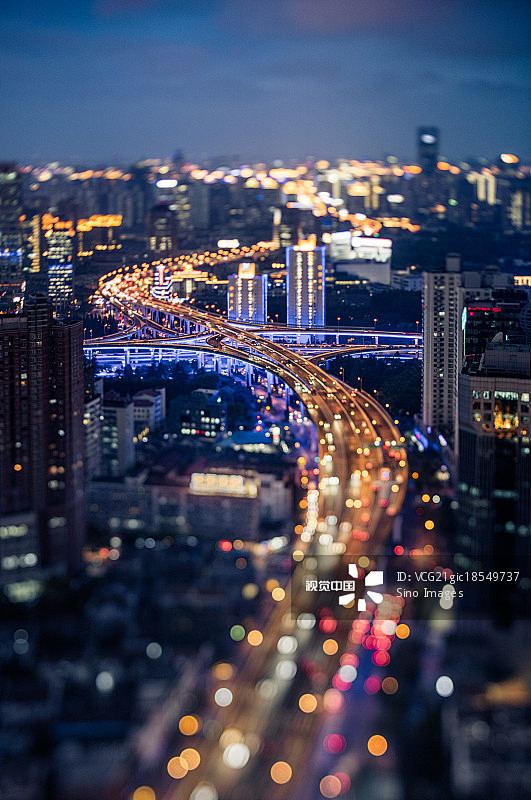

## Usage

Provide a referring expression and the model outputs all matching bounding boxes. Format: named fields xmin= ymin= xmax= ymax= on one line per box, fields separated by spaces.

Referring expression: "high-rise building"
xmin=0 ymin=297 xmax=85 ymax=591
xmin=84 ymin=371 xmax=104 ymax=481
xmin=102 ymin=392 xmax=135 ymax=477
xmin=286 ymin=236 xmax=326 ymax=328
xmin=0 ymin=163 xmax=24 ymax=309
xmin=457 ymin=342 xmax=531 ymax=618
xmin=227 ymin=262 xmax=268 ymax=324
xmin=417 ymin=126 xmax=440 ymax=175
xmin=421 ymin=254 xmax=461 ymax=441
xmin=42 ymin=213 xmax=76 ymax=309
xmin=147 ymin=204 xmax=179 ymax=260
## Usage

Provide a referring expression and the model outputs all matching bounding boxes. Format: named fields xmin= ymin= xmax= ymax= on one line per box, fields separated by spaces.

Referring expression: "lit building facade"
xmin=42 ymin=214 xmax=76 ymax=308
xmin=0 ymin=163 xmax=24 ymax=308
xmin=457 ymin=345 xmax=531 ymax=617
xmin=286 ymin=236 xmax=326 ymax=327
xmin=227 ymin=262 xmax=267 ymax=324
xmin=421 ymin=255 xmax=461 ymax=441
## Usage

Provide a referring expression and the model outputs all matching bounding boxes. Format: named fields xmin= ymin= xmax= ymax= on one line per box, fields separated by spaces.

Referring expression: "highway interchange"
xmin=93 ymin=257 xmax=410 ymax=800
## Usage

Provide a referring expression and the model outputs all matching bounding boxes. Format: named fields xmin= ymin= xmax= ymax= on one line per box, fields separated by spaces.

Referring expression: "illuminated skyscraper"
xmin=227 ymin=262 xmax=267 ymax=324
xmin=286 ymin=236 xmax=326 ymax=328
xmin=0 ymin=163 xmax=24 ymax=309
xmin=421 ymin=254 xmax=461 ymax=441
xmin=42 ymin=214 xmax=76 ymax=309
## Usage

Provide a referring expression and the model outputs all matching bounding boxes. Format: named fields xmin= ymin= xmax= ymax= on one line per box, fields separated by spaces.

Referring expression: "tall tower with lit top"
xmin=286 ymin=235 xmax=326 ymax=327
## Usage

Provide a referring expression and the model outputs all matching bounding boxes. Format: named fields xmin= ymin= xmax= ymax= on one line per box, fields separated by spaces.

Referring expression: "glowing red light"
xmin=394 ymin=545 xmax=404 ymax=556
xmin=324 ymin=734 xmax=346 ymax=754
xmin=364 ymin=676 xmax=381 ymax=694
xmin=218 ymin=540 xmax=232 ymax=552
xmin=340 ymin=653 xmax=359 ymax=667
xmin=332 ymin=674 xmax=352 ymax=692
xmin=373 ymin=651 xmax=391 ymax=667
xmin=334 ymin=772 xmax=351 ymax=792
xmin=320 ymin=617 xmax=338 ymax=634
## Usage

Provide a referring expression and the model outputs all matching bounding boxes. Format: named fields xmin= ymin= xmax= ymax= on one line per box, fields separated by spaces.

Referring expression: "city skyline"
xmin=1 ymin=0 xmax=530 ymax=164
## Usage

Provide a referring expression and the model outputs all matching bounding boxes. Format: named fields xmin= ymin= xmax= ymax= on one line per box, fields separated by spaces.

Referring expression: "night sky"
xmin=2 ymin=0 xmax=530 ymax=164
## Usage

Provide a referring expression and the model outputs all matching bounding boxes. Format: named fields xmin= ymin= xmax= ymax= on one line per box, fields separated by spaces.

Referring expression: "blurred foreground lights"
xmin=276 ymin=660 xmax=297 ymax=680
xmin=367 ymin=734 xmax=388 ymax=756
xmin=323 ymin=639 xmax=338 ymax=656
xmin=338 ymin=664 xmax=357 ymax=683
xmin=247 ymin=629 xmax=263 ymax=646
xmin=382 ymin=677 xmax=399 ymax=695
xmin=223 ymin=742 xmax=250 ymax=769
xmin=323 ymin=688 xmax=344 ymax=713
xmin=395 ymin=623 xmax=410 ymax=639
xmin=435 ymin=675 xmax=454 ymax=697
xmin=146 ymin=642 xmax=162 ymax=659
xmin=272 ymin=587 xmax=285 ymax=601
xmin=242 ymin=583 xmax=259 ymax=599
xmin=132 ymin=787 xmax=156 ymax=800
xmin=257 ymin=679 xmax=277 ymax=699
xmin=319 ymin=774 xmax=342 ymax=798
xmin=297 ymin=612 xmax=316 ymax=630
xmin=167 ymin=756 xmax=188 ymax=779
xmin=212 ymin=662 xmax=234 ymax=681
xmin=299 ymin=693 xmax=318 ymax=713
xmin=96 ymin=671 xmax=114 ymax=692
xmin=214 ymin=688 xmax=233 ymax=707
xmin=179 ymin=715 xmax=200 ymax=735
xmin=230 ymin=625 xmax=245 ymax=642
xmin=277 ymin=635 xmax=297 ymax=655
xmin=181 ymin=748 xmax=201 ymax=770
xmin=270 ymin=761 xmax=292 ymax=784
xmin=189 ymin=784 xmax=218 ymax=800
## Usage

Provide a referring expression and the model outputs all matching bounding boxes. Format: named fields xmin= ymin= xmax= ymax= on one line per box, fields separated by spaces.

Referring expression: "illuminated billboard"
xmin=329 ymin=233 xmax=392 ymax=284
xmin=190 ymin=472 xmax=258 ymax=497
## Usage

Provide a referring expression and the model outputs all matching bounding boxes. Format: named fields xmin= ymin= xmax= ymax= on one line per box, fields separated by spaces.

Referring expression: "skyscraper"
xmin=0 ymin=297 xmax=85 ymax=591
xmin=417 ymin=126 xmax=440 ymax=175
xmin=421 ymin=255 xmax=461 ymax=442
xmin=286 ymin=236 xmax=326 ymax=328
xmin=147 ymin=204 xmax=179 ymax=260
xmin=0 ymin=163 xmax=24 ymax=309
xmin=457 ymin=341 xmax=531 ymax=618
xmin=227 ymin=262 xmax=268 ymax=324
xmin=42 ymin=213 xmax=76 ymax=309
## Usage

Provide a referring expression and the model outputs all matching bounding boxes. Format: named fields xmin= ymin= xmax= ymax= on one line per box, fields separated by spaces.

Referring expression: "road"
xmin=95 ymin=263 xmax=409 ymax=800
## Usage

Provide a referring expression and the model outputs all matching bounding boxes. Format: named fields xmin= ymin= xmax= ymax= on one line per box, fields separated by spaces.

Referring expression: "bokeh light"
xmin=132 ymin=787 xmax=156 ymax=800
xmin=299 ymin=693 xmax=318 ymax=713
xmin=319 ymin=774 xmax=342 ymax=797
xmin=270 ymin=761 xmax=292 ymax=784
xmin=247 ymin=629 xmax=263 ymax=646
xmin=167 ymin=756 xmax=188 ymax=779
xmin=395 ymin=623 xmax=410 ymax=639
xmin=435 ymin=675 xmax=454 ymax=697
xmin=214 ymin=688 xmax=233 ymax=707
xmin=323 ymin=639 xmax=338 ymax=655
xmin=367 ymin=734 xmax=388 ymax=756
xmin=179 ymin=715 xmax=200 ymax=736
xmin=181 ymin=748 xmax=201 ymax=770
